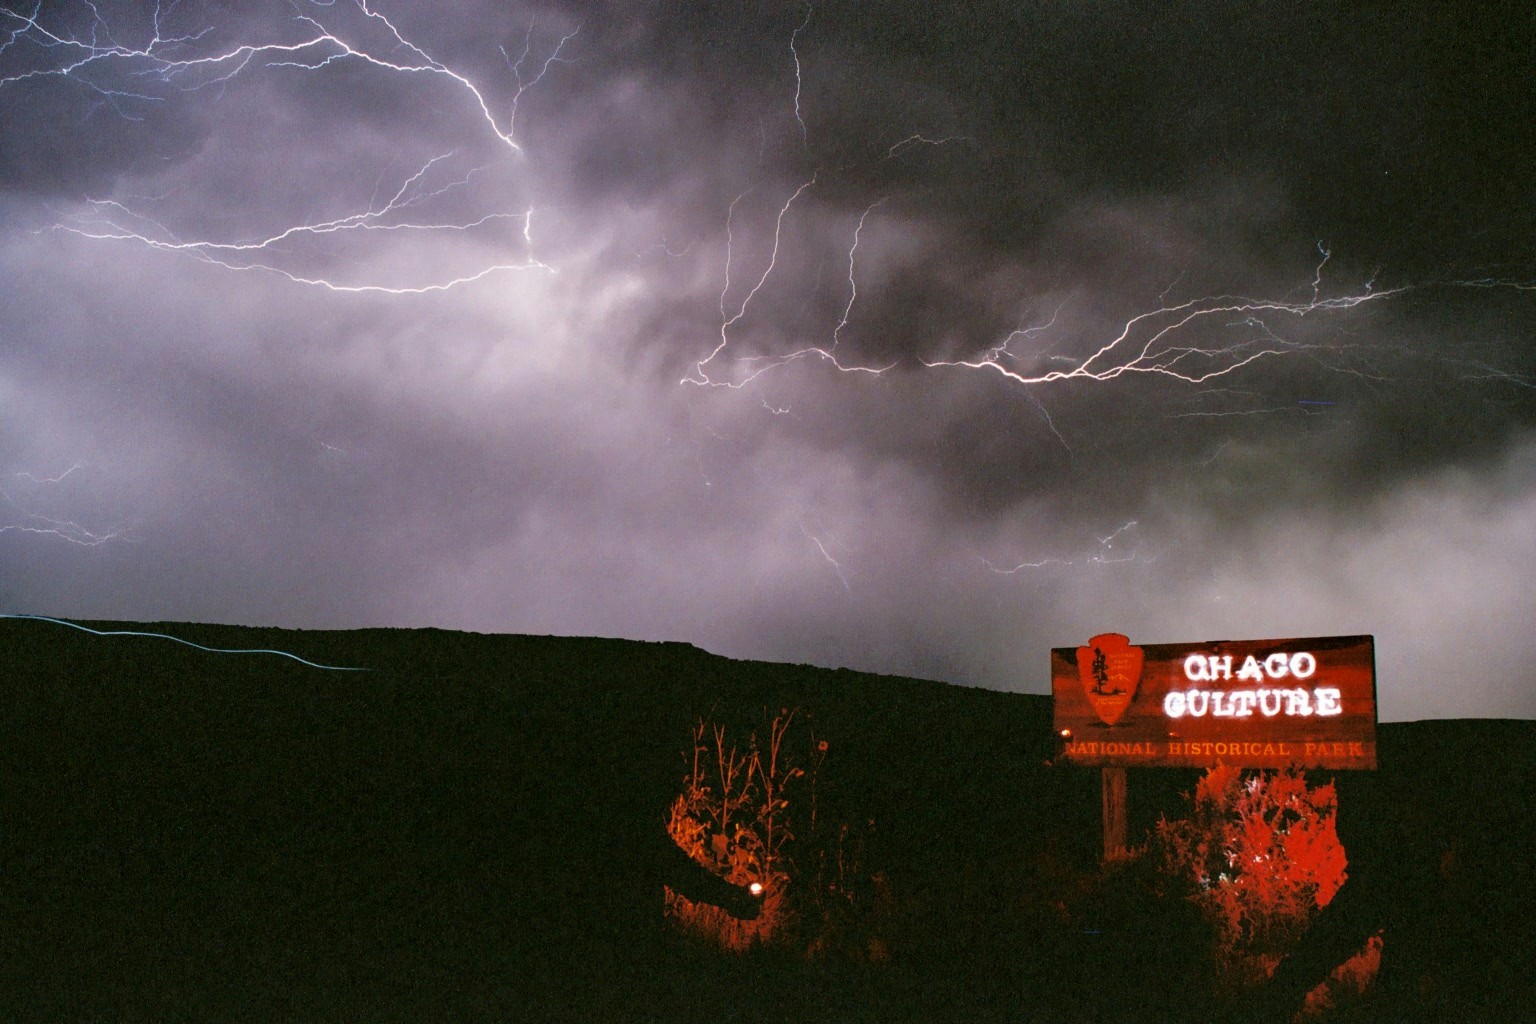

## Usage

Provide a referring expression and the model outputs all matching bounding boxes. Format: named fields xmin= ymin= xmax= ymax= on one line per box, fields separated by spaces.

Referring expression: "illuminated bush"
xmin=1154 ymin=766 xmax=1352 ymax=992
xmin=664 ymin=709 xmax=890 ymax=960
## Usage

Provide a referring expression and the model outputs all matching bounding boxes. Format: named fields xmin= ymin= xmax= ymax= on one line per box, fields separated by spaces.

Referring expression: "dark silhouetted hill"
xmin=3 ymin=617 xmax=1532 ymax=1022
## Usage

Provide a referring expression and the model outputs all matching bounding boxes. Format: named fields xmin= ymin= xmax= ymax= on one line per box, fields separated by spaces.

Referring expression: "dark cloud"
xmin=1 ymin=1 xmax=1532 ymax=719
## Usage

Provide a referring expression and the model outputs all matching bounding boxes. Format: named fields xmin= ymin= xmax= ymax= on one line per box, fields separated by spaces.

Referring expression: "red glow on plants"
xmin=1300 ymin=934 xmax=1384 ymax=1020
xmin=1155 ymin=765 xmax=1370 ymax=996
xmin=665 ymin=715 xmax=790 ymax=952
xmin=664 ymin=711 xmax=891 ymax=960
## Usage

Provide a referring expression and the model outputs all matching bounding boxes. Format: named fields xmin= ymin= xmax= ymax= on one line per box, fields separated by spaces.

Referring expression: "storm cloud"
xmin=2 ymin=1 xmax=1533 ymax=719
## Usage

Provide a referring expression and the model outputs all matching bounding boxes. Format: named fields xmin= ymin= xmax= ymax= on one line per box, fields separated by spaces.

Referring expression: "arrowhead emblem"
xmin=1075 ymin=633 xmax=1144 ymax=726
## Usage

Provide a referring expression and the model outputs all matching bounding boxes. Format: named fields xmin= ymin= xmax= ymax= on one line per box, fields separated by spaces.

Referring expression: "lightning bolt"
xmin=500 ymin=20 xmax=581 ymax=147
xmin=8 ymin=2 xmax=576 ymax=293
xmin=668 ymin=14 xmax=1534 ymax=405
xmin=688 ymin=224 xmax=1532 ymax=399
xmin=798 ymin=520 xmax=850 ymax=592
xmin=683 ymin=179 xmax=902 ymax=389
xmin=1310 ymin=241 xmax=1331 ymax=303
xmin=50 ymin=158 xmax=553 ymax=293
xmin=1 ymin=464 xmax=134 ymax=546
xmin=832 ymin=197 xmax=886 ymax=350
xmin=0 ymin=504 xmax=130 ymax=546
xmin=789 ymin=4 xmax=812 ymax=146
xmin=980 ymin=521 xmax=1151 ymax=575
xmin=3 ymin=3 xmax=529 ymax=149
xmin=684 ymin=174 xmax=822 ymax=386
xmin=884 ymin=134 xmax=974 ymax=160
xmin=14 ymin=462 xmax=83 ymax=484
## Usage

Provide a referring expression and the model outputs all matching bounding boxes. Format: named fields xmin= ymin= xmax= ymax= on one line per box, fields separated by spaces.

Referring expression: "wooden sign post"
xmin=1053 ymin=633 xmax=1378 ymax=862
xmin=1101 ymin=766 xmax=1127 ymax=860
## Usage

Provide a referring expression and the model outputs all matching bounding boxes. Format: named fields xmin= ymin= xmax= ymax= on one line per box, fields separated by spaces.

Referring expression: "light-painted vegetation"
xmin=664 ymin=709 xmax=890 ymax=960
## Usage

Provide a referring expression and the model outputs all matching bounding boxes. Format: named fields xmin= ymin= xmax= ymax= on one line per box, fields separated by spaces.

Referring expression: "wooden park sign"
xmin=1053 ymin=633 xmax=1377 ymax=858
xmin=1053 ymin=633 xmax=1377 ymax=770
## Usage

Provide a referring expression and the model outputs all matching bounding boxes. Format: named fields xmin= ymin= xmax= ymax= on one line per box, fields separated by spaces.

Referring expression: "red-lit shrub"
xmin=1154 ymin=766 xmax=1351 ymax=992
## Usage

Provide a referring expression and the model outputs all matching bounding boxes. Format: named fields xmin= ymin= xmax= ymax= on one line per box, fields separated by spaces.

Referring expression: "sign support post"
xmin=1101 ymin=766 xmax=1127 ymax=861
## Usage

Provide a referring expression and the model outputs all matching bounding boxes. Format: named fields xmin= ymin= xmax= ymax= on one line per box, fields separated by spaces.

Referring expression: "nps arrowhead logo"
xmin=1075 ymin=633 xmax=1144 ymax=726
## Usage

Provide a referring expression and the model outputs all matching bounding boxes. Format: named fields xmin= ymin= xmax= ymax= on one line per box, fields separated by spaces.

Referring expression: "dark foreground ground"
xmin=4 ymin=617 xmax=1533 ymax=1022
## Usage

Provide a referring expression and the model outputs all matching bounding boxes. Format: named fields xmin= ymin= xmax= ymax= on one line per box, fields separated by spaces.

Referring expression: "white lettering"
xmin=1160 ymin=685 xmax=1349 ymax=721
xmin=1286 ymin=688 xmax=1314 ymax=716
xmin=1182 ymin=649 xmax=1318 ymax=682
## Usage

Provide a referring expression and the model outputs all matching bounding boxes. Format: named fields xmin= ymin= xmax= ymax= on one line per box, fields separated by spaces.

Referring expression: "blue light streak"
xmin=0 ymin=613 xmax=370 ymax=671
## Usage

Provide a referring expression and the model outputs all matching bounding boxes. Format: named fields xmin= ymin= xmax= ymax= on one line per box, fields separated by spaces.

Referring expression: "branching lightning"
xmin=5 ymin=2 xmax=577 ymax=293
xmin=683 ymin=182 xmax=898 ymax=388
xmin=980 ymin=521 xmax=1151 ymax=575
xmin=686 ymin=219 xmax=1533 ymax=399
xmin=667 ymin=14 xmax=1535 ymax=413
xmin=500 ymin=20 xmax=580 ymax=148
xmin=2 ymin=464 xmax=134 ymax=546
xmin=15 ymin=462 xmax=83 ymax=484
xmin=51 ymin=157 xmax=553 ymax=293
xmin=24 ymin=3 xmax=1524 ymax=400
xmin=2 ymin=3 xmax=524 ymax=147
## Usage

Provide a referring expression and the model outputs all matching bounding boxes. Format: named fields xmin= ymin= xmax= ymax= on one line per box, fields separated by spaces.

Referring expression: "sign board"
xmin=1052 ymin=634 xmax=1376 ymax=769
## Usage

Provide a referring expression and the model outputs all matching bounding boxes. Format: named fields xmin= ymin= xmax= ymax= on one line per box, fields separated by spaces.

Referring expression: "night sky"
xmin=3 ymin=2 xmax=1533 ymax=720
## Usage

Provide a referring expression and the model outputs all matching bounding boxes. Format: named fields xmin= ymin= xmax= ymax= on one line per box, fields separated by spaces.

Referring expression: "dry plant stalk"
xmin=664 ymin=708 xmax=889 ymax=960
xmin=664 ymin=713 xmax=795 ymax=952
